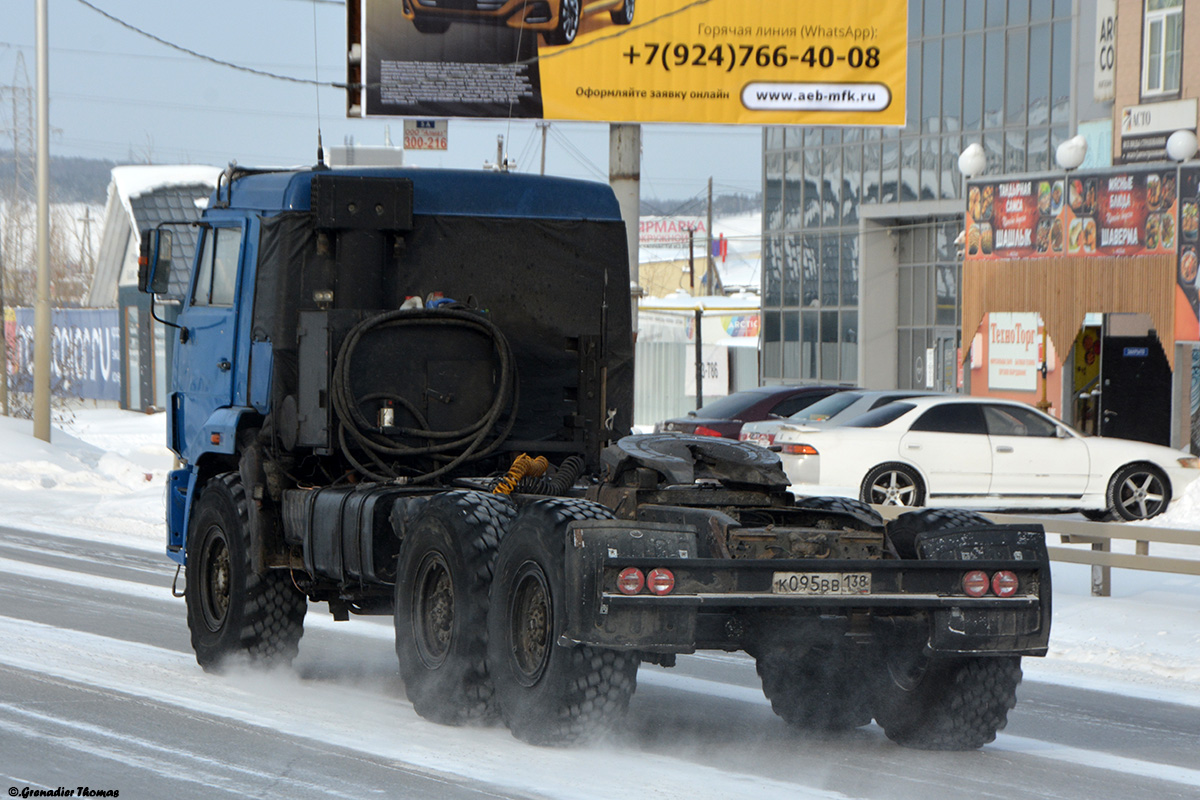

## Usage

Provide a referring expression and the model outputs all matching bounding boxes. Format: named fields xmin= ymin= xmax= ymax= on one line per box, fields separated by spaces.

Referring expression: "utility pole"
xmin=609 ymin=123 xmax=640 ymax=332
xmin=705 ymin=176 xmax=713 ymax=296
xmin=34 ymin=0 xmax=51 ymax=441
xmin=537 ymin=122 xmax=549 ymax=175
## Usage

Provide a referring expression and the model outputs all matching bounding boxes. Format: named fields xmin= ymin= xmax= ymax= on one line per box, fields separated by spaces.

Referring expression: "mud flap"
xmin=917 ymin=526 xmax=1051 ymax=656
xmin=564 ymin=520 xmax=699 ymax=652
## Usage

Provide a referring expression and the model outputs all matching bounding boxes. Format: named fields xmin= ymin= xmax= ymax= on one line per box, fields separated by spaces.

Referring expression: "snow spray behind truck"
xmin=139 ymin=163 xmax=1050 ymax=750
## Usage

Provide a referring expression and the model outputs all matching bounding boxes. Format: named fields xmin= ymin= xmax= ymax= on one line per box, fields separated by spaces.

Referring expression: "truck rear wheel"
xmin=873 ymin=652 xmax=1022 ymax=750
xmin=394 ymin=490 xmax=515 ymax=725
xmin=755 ymin=639 xmax=873 ymax=732
xmin=486 ymin=498 xmax=639 ymax=745
xmin=185 ymin=473 xmax=306 ymax=671
xmin=874 ymin=507 xmax=1021 ymax=749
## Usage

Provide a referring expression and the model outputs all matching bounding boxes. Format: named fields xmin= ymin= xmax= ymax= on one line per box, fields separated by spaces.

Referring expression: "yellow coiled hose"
xmin=492 ymin=453 xmax=549 ymax=495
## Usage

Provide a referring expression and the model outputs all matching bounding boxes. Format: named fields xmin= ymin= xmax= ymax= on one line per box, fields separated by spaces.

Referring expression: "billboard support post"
xmin=610 ymin=123 xmax=641 ymax=332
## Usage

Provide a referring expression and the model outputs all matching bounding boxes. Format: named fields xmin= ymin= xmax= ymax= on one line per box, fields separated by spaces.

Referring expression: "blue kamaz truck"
xmin=139 ymin=163 xmax=1051 ymax=750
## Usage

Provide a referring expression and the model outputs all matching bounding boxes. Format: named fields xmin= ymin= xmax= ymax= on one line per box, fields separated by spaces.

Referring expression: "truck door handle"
xmin=218 ymin=359 xmax=232 ymax=372
xmin=996 ymin=445 xmax=1014 ymax=453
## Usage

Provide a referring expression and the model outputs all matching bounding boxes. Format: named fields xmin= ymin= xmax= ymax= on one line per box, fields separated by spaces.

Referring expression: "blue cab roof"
xmin=212 ymin=166 xmax=624 ymax=222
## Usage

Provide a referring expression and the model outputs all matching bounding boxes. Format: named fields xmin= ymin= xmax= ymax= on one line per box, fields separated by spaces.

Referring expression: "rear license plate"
xmin=772 ymin=572 xmax=871 ymax=595
xmin=744 ymin=433 xmax=771 ymax=447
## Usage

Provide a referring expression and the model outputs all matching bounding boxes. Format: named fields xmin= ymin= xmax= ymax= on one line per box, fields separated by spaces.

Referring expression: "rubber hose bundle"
xmin=492 ymin=454 xmax=548 ymax=495
xmin=508 ymin=455 xmax=585 ymax=496
xmin=331 ymin=307 xmax=518 ymax=484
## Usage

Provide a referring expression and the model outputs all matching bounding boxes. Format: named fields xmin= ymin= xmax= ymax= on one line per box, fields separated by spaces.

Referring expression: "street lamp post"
xmin=1039 ymin=135 xmax=1089 ymax=415
xmin=957 ymin=144 xmax=987 ymax=394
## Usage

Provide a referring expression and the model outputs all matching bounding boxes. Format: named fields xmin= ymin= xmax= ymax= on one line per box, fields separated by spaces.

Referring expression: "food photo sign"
xmin=964 ymin=169 xmax=1179 ymax=261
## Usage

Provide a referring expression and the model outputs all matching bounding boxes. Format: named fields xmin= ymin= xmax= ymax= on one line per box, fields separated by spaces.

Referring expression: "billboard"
xmin=964 ymin=169 xmax=1180 ymax=262
xmin=351 ymin=0 xmax=907 ymax=126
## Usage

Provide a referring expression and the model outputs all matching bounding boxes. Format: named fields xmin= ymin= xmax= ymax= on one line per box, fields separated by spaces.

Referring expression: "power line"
xmin=74 ymin=0 xmax=339 ymax=88
xmin=73 ymin=0 xmax=717 ymax=89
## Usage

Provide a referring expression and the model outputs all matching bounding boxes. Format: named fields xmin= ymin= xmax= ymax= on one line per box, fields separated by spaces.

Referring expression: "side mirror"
xmin=138 ymin=228 xmax=173 ymax=294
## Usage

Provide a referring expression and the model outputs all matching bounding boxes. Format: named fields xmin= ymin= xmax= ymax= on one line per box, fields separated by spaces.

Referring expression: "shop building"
xmin=761 ymin=0 xmax=1200 ymax=450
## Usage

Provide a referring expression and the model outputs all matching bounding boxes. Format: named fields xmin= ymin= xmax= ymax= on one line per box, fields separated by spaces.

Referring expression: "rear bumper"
xmin=564 ymin=520 xmax=1051 ymax=657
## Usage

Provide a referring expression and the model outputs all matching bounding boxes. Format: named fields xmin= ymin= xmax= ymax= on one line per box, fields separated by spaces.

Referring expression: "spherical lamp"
xmin=1166 ymin=129 xmax=1199 ymax=162
xmin=1055 ymin=135 xmax=1088 ymax=171
xmin=958 ymin=143 xmax=987 ymax=179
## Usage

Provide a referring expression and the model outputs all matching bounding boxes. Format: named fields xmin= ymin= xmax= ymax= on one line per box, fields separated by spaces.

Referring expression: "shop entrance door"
xmin=1099 ymin=335 xmax=1171 ymax=445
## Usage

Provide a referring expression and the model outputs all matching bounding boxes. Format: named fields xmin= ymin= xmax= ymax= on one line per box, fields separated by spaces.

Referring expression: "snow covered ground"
xmin=0 ymin=407 xmax=1198 ymax=712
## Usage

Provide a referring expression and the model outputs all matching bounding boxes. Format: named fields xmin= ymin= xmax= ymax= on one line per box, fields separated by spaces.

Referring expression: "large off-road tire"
xmin=1107 ymin=463 xmax=1171 ymax=521
xmin=755 ymin=638 xmax=874 ymax=732
xmin=874 ymin=506 xmax=1021 ymax=749
xmin=185 ymin=473 xmax=306 ymax=671
xmin=486 ymin=498 xmax=639 ymax=745
xmin=794 ymin=495 xmax=885 ymax=530
xmin=873 ymin=654 xmax=1023 ymax=750
xmin=860 ymin=462 xmax=925 ymax=508
xmin=885 ymin=507 xmax=990 ymax=559
xmin=544 ymin=0 xmax=581 ymax=45
xmin=394 ymin=490 xmax=516 ymax=725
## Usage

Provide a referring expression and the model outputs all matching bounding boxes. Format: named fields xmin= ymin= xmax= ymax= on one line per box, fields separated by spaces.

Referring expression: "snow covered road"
xmin=1 ymin=525 xmax=1198 ymax=800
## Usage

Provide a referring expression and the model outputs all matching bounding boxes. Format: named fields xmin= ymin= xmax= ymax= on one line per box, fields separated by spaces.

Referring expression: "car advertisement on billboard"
xmin=351 ymin=0 xmax=907 ymax=126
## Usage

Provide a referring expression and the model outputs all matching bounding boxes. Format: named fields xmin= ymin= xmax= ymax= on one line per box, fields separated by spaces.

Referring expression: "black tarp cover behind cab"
xmin=253 ymin=211 xmax=634 ymax=465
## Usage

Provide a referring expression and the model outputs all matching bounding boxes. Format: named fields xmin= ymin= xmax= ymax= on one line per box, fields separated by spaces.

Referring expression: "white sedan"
xmin=775 ymin=396 xmax=1200 ymax=520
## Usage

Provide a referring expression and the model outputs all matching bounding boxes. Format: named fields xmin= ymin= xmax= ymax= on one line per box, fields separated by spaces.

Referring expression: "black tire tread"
xmin=187 ymin=473 xmax=306 ymax=670
xmin=874 ymin=656 xmax=1023 ymax=750
xmin=755 ymin=645 xmax=873 ymax=732
xmin=886 ymin=507 xmax=991 ymax=559
xmin=794 ymin=495 xmax=885 ymax=530
xmin=489 ymin=497 xmax=639 ymax=746
xmin=395 ymin=490 xmax=516 ymax=725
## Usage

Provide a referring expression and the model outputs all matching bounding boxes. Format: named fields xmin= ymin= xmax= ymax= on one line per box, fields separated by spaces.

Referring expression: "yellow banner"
xmin=540 ymin=0 xmax=907 ymax=125
xmin=358 ymin=0 xmax=907 ymax=126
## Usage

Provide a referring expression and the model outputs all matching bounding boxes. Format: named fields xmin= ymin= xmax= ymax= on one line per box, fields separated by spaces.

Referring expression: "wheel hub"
xmin=414 ymin=554 xmax=454 ymax=668
xmin=510 ymin=565 xmax=552 ymax=686
xmin=199 ymin=528 xmax=231 ymax=631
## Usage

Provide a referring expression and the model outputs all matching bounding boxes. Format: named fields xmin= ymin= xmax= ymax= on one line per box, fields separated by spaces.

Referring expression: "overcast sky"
xmin=2 ymin=0 xmax=763 ymax=202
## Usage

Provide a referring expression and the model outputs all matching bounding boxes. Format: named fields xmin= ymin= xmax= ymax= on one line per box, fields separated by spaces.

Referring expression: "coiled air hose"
xmin=330 ymin=307 xmax=518 ymax=484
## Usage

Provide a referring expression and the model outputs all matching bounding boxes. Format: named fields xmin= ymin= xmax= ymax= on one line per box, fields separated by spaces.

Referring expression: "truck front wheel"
xmin=393 ymin=491 xmax=515 ymax=725
xmin=486 ymin=498 xmax=639 ymax=745
xmin=185 ymin=473 xmax=306 ymax=671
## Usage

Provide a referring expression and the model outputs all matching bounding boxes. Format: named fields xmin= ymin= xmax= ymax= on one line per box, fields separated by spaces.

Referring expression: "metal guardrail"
xmin=872 ymin=506 xmax=1200 ymax=596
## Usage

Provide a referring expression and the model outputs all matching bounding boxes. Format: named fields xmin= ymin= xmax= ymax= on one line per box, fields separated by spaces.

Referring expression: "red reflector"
xmin=962 ymin=570 xmax=990 ymax=597
xmin=694 ymin=426 xmax=723 ymax=437
xmin=992 ymin=570 xmax=1019 ymax=597
xmin=779 ymin=443 xmax=818 ymax=455
xmin=647 ymin=568 xmax=675 ymax=595
xmin=617 ymin=567 xmax=644 ymax=595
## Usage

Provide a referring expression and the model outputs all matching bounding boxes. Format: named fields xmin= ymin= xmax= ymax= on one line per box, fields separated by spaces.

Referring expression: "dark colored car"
xmin=654 ymin=385 xmax=854 ymax=440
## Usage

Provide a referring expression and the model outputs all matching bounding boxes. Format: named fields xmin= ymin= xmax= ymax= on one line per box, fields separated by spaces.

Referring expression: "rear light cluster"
xmin=962 ymin=569 xmax=1019 ymax=597
xmin=779 ymin=443 xmax=818 ymax=456
xmin=694 ymin=425 xmax=723 ymax=437
xmin=617 ymin=567 xmax=676 ymax=596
